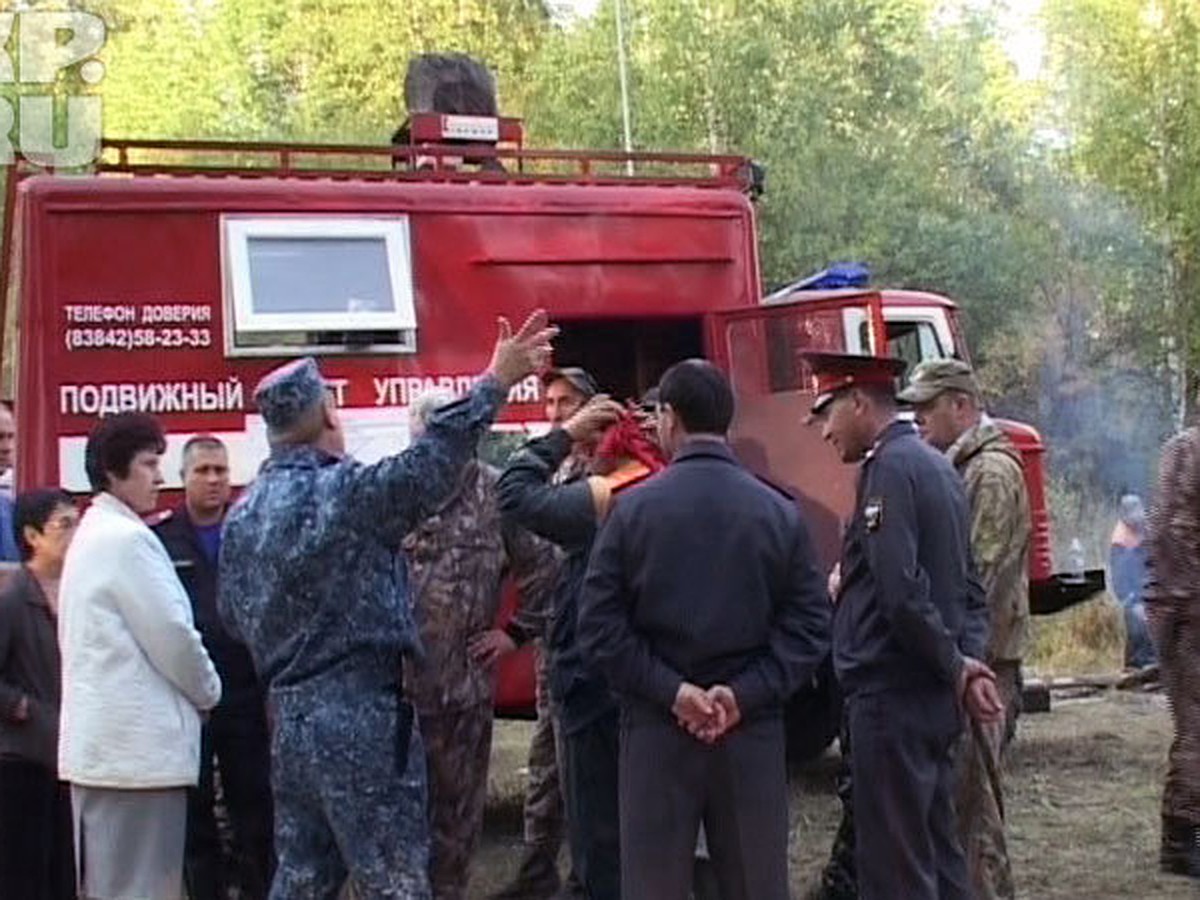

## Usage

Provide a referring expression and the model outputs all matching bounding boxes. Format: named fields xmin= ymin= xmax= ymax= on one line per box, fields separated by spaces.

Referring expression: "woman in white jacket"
xmin=59 ymin=413 xmax=221 ymax=900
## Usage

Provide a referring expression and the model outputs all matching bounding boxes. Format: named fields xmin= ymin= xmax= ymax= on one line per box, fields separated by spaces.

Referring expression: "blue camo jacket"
xmin=218 ymin=378 xmax=505 ymax=695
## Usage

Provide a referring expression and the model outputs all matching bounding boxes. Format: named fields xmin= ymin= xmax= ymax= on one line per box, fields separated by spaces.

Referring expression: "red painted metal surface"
xmin=6 ymin=150 xmax=759 ymax=718
xmin=2 ymin=135 xmax=1063 ymax=718
xmin=997 ymin=419 xmax=1054 ymax=584
xmin=14 ymin=174 xmax=759 ymax=492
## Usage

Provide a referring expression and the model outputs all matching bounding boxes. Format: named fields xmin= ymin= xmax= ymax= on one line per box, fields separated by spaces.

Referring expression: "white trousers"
xmin=71 ymin=784 xmax=187 ymax=900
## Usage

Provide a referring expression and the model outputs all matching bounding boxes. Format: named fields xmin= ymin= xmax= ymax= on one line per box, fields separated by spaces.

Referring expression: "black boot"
xmin=488 ymin=842 xmax=562 ymax=900
xmin=1160 ymin=816 xmax=1200 ymax=878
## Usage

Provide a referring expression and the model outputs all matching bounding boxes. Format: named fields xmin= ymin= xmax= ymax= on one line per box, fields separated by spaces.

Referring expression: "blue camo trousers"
xmin=269 ymin=688 xmax=431 ymax=900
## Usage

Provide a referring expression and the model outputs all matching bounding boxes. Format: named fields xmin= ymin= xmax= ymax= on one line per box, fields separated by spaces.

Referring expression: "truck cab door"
xmin=703 ymin=292 xmax=887 ymax=572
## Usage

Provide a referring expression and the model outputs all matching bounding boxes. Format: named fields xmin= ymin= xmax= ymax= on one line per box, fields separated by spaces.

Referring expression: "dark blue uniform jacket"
xmin=155 ymin=508 xmax=263 ymax=710
xmin=835 ymin=420 xmax=988 ymax=697
xmin=496 ymin=428 xmax=616 ymax=737
xmin=578 ymin=439 xmax=832 ymax=721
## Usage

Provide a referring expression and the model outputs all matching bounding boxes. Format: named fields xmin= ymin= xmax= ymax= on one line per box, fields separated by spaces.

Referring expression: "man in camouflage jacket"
xmin=403 ymin=391 xmax=559 ymax=900
xmin=1147 ymin=423 xmax=1200 ymax=878
xmin=218 ymin=314 xmax=555 ymax=899
xmin=903 ymin=359 xmax=1030 ymax=900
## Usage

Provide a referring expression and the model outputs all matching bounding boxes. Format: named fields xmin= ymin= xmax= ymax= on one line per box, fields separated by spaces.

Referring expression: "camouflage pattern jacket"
xmin=946 ymin=417 xmax=1031 ymax=665
xmin=218 ymin=379 xmax=504 ymax=698
xmin=1147 ymin=426 xmax=1200 ymax=625
xmin=402 ymin=459 xmax=559 ymax=713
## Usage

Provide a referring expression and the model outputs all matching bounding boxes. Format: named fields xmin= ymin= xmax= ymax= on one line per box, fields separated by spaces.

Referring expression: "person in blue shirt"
xmin=154 ymin=436 xmax=273 ymax=900
xmin=218 ymin=312 xmax=555 ymax=899
xmin=1110 ymin=493 xmax=1156 ymax=669
xmin=0 ymin=493 xmax=22 ymax=562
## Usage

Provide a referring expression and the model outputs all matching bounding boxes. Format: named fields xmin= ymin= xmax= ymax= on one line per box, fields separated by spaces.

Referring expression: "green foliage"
xmin=1044 ymin=0 xmax=1200 ymax=414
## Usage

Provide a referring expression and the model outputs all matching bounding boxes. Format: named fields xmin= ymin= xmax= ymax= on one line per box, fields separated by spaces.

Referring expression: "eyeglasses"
xmin=45 ymin=515 xmax=79 ymax=533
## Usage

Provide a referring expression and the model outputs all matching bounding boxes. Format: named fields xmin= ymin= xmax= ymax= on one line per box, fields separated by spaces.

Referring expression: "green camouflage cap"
xmin=896 ymin=358 xmax=980 ymax=405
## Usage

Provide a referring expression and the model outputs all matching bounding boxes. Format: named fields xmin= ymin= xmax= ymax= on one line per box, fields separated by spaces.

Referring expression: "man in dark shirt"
xmin=154 ymin=435 xmax=273 ymax=900
xmin=804 ymin=352 xmax=1002 ymax=900
xmin=497 ymin=393 xmax=625 ymax=900
xmin=577 ymin=359 xmax=830 ymax=900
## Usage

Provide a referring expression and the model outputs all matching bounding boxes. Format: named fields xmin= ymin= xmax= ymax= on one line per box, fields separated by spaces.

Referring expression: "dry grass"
xmin=1027 ymin=593 xmax=1127 ymax=676
xmin=474 ymin=691 xmax=1191 ymax=899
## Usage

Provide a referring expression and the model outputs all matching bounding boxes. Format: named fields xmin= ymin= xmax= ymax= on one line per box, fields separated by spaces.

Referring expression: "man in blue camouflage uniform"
xmin=218 ymin=312 xmax=556 ymax=900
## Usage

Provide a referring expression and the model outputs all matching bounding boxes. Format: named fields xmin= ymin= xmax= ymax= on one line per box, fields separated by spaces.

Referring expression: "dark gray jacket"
xmin=497 ymin=428 xmax=616 ymax=736
xmin=0 ymin=567 xmax=61 ymax=770
xmin=835 ymin=420 xmax=988 ymax=697
xmin=577 ymin=439 xmax=831 ymax=721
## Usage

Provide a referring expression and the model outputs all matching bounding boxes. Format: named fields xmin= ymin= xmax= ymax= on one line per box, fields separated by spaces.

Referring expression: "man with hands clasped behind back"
xmin=577 ymin=359 xmax=832 ymax=900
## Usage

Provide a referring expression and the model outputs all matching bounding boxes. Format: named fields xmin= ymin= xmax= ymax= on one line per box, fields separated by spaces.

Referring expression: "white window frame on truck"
xmin=221 ymin=214 xmax=418 ymax=357
xmin=843 ymin=306 xmax=956 ymax=359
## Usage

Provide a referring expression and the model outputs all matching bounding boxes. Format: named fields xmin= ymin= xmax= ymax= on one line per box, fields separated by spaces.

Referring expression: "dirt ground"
xmin=468 ymin=689 xmax=1196 ymax=899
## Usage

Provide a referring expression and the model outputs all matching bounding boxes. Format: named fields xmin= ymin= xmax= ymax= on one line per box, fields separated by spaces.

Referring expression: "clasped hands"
xmin=959 ymin=656 xmax=1005 ymax=726
xmin=672 ymin=682 xmax=741 ymax=744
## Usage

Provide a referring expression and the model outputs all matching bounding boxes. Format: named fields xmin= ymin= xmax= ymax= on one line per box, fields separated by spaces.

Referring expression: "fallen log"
xmin=1021 ymin=668 xmax=1162 ymax=714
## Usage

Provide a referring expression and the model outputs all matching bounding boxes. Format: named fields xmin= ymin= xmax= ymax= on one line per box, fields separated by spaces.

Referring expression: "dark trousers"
xmin=848 ymin=687 xmax=971 ymax=900
xmin=0 ymin=759 xmax=75 ymax=900
xmin=618 ymin=711 xmax=789 ymax=900
xmin=562 ymin=708 xmax=621 ymax=900
xmin=818 ymin=713 xmax=859 ymax=899
xmin=186 ymin=702 xmax=275 ymax=900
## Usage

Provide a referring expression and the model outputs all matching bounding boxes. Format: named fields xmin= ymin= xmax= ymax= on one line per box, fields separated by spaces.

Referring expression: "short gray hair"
xmin=411 ymin=389 xmax=459 ymax=429
xmin=181 ymin=434 xmax=227 ymax=475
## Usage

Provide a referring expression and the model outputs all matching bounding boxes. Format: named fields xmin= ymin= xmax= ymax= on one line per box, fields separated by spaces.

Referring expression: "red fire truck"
xmin=0 ymin=112 xmax=1100 ymax=754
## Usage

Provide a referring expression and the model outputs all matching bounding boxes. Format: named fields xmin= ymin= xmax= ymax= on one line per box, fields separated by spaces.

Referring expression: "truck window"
xmin=886 ymin=320 xmax=945 ymax=370
xmin=223 ymin=215 xmax=417 ymax=356
xmin=765 ymin=306 xmax=848 ymax=392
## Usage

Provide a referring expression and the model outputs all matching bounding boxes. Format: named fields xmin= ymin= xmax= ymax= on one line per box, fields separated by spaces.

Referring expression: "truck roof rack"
xmin=0 ymin=131 xmax=757 ymax=374
xmin=56 ymin=134 xmax=757 ymax=192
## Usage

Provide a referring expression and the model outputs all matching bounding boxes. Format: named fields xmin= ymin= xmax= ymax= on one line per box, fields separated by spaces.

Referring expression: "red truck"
xmin=0 ymin=111 xmax=1100 ymax=755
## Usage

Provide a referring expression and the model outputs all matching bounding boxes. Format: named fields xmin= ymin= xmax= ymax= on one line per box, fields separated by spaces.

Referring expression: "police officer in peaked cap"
xmin=803 ymin=351 xmax=1004 ymax=900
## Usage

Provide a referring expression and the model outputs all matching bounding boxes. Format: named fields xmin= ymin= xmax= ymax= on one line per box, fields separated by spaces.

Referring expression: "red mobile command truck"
xmin=0 ymin=113 xmax=1101 ymax=755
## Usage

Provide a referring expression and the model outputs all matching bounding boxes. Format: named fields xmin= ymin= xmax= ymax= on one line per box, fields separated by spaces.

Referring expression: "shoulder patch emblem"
xmin=864 ymin=497 xmax=884 ymax=531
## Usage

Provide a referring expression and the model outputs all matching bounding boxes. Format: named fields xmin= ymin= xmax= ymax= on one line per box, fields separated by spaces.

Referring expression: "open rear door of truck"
xmin=703 ymin=291 xmax=886 ymax=571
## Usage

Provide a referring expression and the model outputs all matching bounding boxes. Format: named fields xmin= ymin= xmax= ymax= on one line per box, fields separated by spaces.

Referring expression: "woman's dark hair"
xmin=657 ymin=359 xmax=735 ymax=435
xmin=84 ymin=412 xmax=166 ymax=492
xmin=14 ymin=489 xmax=74 ymax=560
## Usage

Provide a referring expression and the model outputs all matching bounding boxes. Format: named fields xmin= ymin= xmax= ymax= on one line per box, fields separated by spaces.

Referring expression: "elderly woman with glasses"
xmin=0 ymin=488 xmax=81 ymax=899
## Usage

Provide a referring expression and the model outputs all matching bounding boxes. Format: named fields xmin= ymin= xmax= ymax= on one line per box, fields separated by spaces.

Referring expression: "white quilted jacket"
xmin=58 ymin=493 xmax=221 ymax=788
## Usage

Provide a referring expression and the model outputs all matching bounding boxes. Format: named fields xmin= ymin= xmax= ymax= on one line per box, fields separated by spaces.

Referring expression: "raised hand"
xmin=563 ymin=395 xmax=625 ymax=444
xmin=486 ymin=310 xmax=559 ymax=389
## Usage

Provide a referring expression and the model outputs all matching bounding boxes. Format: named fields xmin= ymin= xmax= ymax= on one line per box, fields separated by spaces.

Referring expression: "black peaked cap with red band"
xmin=801 ymin=351 xmax=907 ymax=415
